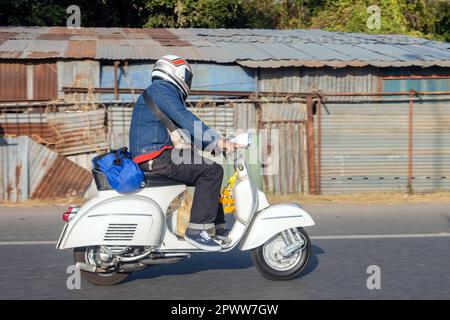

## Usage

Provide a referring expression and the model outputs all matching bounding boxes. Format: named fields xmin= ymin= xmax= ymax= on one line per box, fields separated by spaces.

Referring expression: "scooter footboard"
xmin=240 ymin=203 xmax=314 ymax=251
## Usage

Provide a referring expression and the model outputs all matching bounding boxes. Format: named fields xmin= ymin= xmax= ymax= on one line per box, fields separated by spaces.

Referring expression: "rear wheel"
xmin=251 ymin=227 xmax=311 ymax=281
xmin=73 ymin=247 xmax=129 ymax=286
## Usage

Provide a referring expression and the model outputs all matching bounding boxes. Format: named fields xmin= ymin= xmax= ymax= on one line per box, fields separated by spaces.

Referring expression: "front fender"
xmin=239 ymin=203 xmax=314 ymax=251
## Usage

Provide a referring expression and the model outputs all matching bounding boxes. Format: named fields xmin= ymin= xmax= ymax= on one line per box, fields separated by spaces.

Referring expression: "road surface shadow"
xmin=125 ymin=244 xmax=324 ymax=283
xmin=300 ymin=244 xmax=324 ymax=277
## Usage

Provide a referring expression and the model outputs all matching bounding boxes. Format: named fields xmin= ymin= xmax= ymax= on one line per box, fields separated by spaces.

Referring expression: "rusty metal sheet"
xmin=315 ymin=99 xmax=450 ymax=194
xmin=47 ymin=27 xmax=72 ymax=35
xmin=0 ymin=123 xmax=53 ymax=141
xmin=37 ymin=33 xmax=71 ymax=41
xmin=261 ymin=121 xmax=306 ymax=194
xmin=144 ymin=28 xmax=191 ymax=47
xmin=46 ymin=109 xmax=108 ymax=155
xmin=1 ymin=136 xmax=92 ymax=200
xmin=0 ymin=63 xmax=27 ymax=101
xmin=26 ymin=51 xmax=60 ymax=59
xmin=1 ymin=108 xmax=108 ymax=155
xmin=31 ymin=154 xmax=92 ymax=199
xmin=28 ymin=136 xmax=58 ymax=195
xmin=0 ymin=26 xmax=448 ymax=66
xmin=0 ymin=51 xmax=21 ymax=58
xmin=33 ymin=63 xmax=58 ymax=100
xmin=65 ymin=40 xmax=96 ymax=58
xmin=71 ymin=28 xmax=96 ymax=36
xmin=0 ymin=136 xmax=28 ymax=201
xmin=0 ymin=32 xmax=18 ymax=46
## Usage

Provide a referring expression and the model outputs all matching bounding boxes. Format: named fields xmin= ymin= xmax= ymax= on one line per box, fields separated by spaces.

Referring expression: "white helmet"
xmin=152 ymin=55 xmax=193 ymax=99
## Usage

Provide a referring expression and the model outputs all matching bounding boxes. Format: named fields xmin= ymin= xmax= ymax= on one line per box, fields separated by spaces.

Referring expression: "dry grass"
xmin=0 ymin=197 xmax=86 ymax=207
xmin=268 ymin=192 xmax=450 ymax=204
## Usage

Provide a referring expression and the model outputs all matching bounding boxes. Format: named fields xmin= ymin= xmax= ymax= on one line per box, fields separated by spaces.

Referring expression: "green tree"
xmin=0 ymin=0 xmax=149 ymax=27
xmin=144 ymin=0 xmax=246 ymax=28
xmin=0 ymin=0 xmax=448 ymax=41
xmin=310 ymin=0 xmax=449 ymax=40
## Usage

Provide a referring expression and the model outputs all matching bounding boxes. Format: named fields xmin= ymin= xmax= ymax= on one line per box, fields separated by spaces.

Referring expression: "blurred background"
xmin=0 ymin=0 xmax=449 ymax=300
xmin=1 ymin=0 xmax=450 ymax=202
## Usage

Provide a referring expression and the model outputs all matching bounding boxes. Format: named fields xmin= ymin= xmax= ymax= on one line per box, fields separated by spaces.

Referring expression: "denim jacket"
xmin=129 ymin=80 xmax=221 ymax=159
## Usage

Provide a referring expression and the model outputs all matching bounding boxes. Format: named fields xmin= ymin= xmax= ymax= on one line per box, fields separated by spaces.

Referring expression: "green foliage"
xmin=144 ymin=0 xmax=246 ymax=28
xmin=0 ymin=0 xmax=448 ymax=41
xmin=0 ymin=0 xmax=149 ymax=27
xmin=310 ymin=0 xmax=450 ymax=41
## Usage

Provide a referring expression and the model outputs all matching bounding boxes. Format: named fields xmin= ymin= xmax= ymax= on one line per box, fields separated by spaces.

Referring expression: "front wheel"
xmin=251 ymin=227 xmax=311 ymax=281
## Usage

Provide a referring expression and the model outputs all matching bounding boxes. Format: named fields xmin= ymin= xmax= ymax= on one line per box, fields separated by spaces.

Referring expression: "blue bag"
xmin=92 ymin=147 xmax=144 ymax=193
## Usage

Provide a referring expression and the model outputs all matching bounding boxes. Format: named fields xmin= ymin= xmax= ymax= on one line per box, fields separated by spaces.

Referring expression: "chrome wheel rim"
xmin=262 ymin=233 xmax=303 ymax=271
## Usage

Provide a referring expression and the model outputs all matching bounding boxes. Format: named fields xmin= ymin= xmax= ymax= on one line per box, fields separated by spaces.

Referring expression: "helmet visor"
xmin=184 ymin=68 xmax=193 ymax=90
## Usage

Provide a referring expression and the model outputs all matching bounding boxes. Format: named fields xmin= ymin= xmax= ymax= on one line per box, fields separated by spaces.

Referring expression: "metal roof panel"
xmin=0 ymin=27 xmax=448 ymax=67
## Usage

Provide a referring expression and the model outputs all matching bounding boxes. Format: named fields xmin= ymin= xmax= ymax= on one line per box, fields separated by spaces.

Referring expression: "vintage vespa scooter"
xmin=56 ymin=133 xmax=315 ymax=285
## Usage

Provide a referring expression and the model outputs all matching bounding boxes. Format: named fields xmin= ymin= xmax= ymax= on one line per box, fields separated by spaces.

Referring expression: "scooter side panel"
xmin=58 ymin=185 xmax=186 ymax=249
xmin=239 ymin=203 xmax=315 ymax=251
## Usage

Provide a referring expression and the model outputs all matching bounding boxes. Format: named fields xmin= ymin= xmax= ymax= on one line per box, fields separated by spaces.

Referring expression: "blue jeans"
xmin=141 ymin=149 xmax=225 ymax=230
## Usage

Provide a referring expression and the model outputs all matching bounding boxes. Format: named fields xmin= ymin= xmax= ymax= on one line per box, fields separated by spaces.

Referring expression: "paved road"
xmin=0 ymin=203 xmax=449 ymax=299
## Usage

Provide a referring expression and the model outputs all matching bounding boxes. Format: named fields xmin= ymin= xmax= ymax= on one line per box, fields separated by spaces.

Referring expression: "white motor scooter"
xmin=57 ymin=133 xmax=315 ymax=285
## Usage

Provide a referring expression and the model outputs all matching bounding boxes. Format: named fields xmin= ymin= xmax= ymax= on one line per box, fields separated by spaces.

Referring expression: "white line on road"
xmin=0 ymin=232 xmax=449 ymax=246
xmin=0 ymin=240 xmax=56 ymax=246
xmin=311 ymin=232 xmax=450 ymax=240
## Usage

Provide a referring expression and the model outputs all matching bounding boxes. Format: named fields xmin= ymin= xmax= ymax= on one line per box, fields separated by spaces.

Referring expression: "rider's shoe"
xmin=214 ymin=227 xmax=231 ymax=242
xmin=184 ymin=228 xmax=222 ymax=251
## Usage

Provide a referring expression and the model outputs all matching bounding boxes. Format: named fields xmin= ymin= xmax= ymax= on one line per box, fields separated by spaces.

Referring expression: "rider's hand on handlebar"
xmin=217 ymin=139 xmax=242 ymax=153
xmin=218 ymin=139 xmax=236 ymax=153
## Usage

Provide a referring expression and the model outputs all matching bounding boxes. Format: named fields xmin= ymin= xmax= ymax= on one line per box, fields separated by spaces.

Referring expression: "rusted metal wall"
xmin=31 ymin=154 xmax=92 ymax=199
xmin=259 ymin=100 xmax=307 ymax=194
xmin=108 ymin=104 xmax=235 ymax=149
xmin=57 ymin=60 xmax=100 ymax=101
xmin=33 ymin=63 xmax=57 ymax=100
xmin=317 ymin=102 xmax=408 ymax=193
xmin=0 ymin=63 xmax=27 ymax=101
xmin=0 ymin=136 xmax=91 ymax=201
xmin=0 ymin=136 xmax=28 ymax=201
xmin=316 ymin=98 xmax=450 ymax=193
xmin=0 ymin=108 xmax=108 ymax=155
xmin=259 ymin=67 xmax=379 ymax=97
xmin=46 ymin=109 xmax=108 ymax=155
xmin=261 ymin=121 xmax=306 ymax=194
xmin=234 ymin=102 xmax=257 ymax=130
xmin=0 ymin=62 xmax=58 ymax=101
xmin=412 ymin=100 xmax=450 ymax=192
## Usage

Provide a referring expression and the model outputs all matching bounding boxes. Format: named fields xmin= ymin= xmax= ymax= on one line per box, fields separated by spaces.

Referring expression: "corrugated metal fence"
xmin=0 ymin=136 xmax=92 ymax=201
xmin=108 ymin=104 xmax=235 ymax=149
xmin=316 ymin=98 xmax=450 ymax=193
xmin=7 ymin=95 xmax=450 ymax=198
xmin=0 ymin=108 xmax=108 ymax=155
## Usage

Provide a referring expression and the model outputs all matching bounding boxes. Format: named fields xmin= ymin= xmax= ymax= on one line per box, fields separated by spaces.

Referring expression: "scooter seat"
xmin=143 ymin=172 xmax=184 ymax=187
xmin=92 ymin=169 xmax=183 ymax=191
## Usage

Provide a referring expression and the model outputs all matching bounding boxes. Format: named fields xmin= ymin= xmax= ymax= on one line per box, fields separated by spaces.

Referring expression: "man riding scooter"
xmin=129 ymin=55 xmax=237 ymax=252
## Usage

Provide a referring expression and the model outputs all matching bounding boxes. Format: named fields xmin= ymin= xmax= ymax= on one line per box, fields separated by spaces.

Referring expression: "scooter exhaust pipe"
xmin=76 ymin=253 xmax=191 ymax=273
xmin=120 ymin=253 xmax=191 ymax=271
xmin=75 ymin=262 xmax=97 ymax=273
xmin=151 ymin=252 xmax=191 ymax=259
